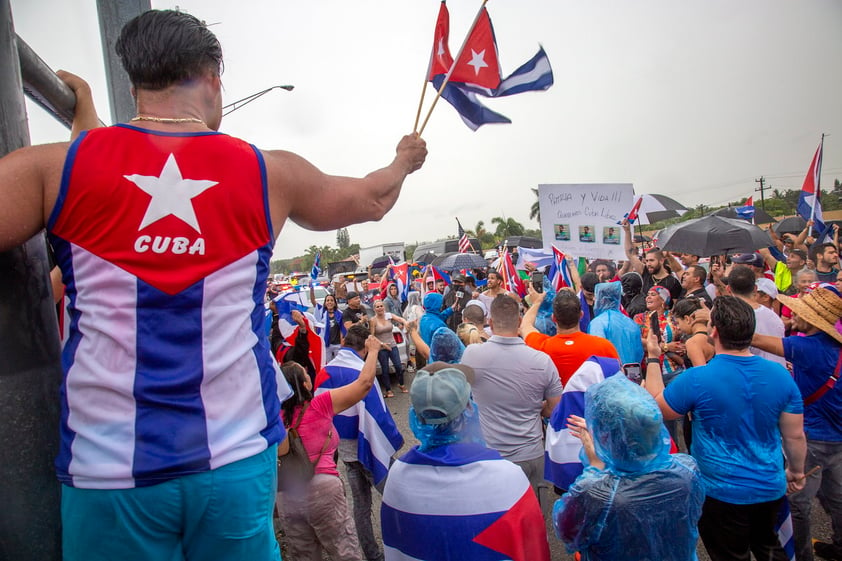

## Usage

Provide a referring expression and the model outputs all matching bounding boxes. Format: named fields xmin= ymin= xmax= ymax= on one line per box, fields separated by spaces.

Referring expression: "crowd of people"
xmin=1 ymin=7 xmax=840 ymax=561
xmin=265 ymin=214 xmax=841 ymax=561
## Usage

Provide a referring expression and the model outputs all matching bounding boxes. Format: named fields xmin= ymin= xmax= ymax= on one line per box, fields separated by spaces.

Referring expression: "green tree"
xmin=336 ymin=228 xmax=350 ymax=249
xmin=491 ymin=216 xmax=525 ymax=239
xmin=529 ymin=188 xmax=540 ymax=225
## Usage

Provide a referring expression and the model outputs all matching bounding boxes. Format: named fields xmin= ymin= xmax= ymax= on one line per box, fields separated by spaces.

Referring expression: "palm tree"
xmin=529 ymin=188 xmax=540 ymax=225
xmin=491 ymin=216 xmax=525 ymax=239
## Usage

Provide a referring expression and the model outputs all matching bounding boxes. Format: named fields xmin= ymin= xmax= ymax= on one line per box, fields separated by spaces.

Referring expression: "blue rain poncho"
xmin=588 ymin=281 xmax=644 ymax=366
xmin=429 ymin=327 xmax=465 ymax=364
xmin=533 ymin=280 xmax=558 ymax=336
xmin=553 ymin=375 xmax=704 ymax=561
xmin=420 ymin=292 xmax=452 ymax=344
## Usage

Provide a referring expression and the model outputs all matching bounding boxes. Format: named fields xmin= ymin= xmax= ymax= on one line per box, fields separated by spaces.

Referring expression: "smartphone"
xmin=622 ymin=363 xmax=643 ymax=384
xmin=531 ymin=271 xmax=544 ymax=293
xmin=649 ymin=311 xmax=662 ymax=342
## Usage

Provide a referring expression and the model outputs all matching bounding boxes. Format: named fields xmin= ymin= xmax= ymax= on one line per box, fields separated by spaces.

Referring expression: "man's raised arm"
xmin=262 ymin=134 xmax=427 ymax=238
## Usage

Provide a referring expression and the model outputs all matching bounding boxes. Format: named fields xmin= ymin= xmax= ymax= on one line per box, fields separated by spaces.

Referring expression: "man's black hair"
xmin=687 ymin=265 xmax=707 ymax=284
xmin=116 ymin=10 xmax=223 ymax=90
xmin=344 ymin=324 xmax=369 ymax=351
xmin=552 ymin=290 xmax=581 ymax=329
xmin=726 ymin=265 xmax=756 ymax=297
xmin=711 ymin=295 xmax=755 ymax=351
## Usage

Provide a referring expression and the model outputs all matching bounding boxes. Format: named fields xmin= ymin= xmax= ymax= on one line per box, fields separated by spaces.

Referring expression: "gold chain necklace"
xmin=131 ymin=114 xmax=205 ymax=125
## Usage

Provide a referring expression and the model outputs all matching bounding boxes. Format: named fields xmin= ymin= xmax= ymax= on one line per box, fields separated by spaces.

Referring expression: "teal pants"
xmin=62 ymin=445 xmax=281 ymax=561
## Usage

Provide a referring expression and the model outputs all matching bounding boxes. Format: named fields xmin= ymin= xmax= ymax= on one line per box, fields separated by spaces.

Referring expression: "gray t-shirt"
xmin=461 ymin=335 xmax=563 ymax=462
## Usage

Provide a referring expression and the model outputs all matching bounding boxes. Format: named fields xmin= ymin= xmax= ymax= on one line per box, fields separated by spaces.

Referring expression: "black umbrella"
xmin=657 ymin=216 xmax=773 ymax=257
xmin=773 ymin=216 xmax=808 ymax=236
xmin=634 ymin=234 xmax=651 ymax=243
xmin=414 ymin=252 xmax=438 ymax=265
xmin=436 ymin=252 xmax=488 ymax=271
xmin=710 ymin=206 xmax=776 ymax=226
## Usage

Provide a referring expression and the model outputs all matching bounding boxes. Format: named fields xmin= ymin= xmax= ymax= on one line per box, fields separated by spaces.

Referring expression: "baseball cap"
xmin=346 ymin=291 xmax=360 ymax=300
xmin=464 ymin=299 xmax=487 ymax=315
xmin=452 ymin=274 xmax=467 ymax=284
xmin=731 ymin=253 xmax=764 ymax=268
xmin=410 ymin=367 xmax=471 ymax=425
xmin=755 ymin=278 xmax=778 ymax=299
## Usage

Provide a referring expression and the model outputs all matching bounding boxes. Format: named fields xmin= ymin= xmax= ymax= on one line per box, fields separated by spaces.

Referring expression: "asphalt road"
xmin=279 ymin=367 xmax=834 ymax=561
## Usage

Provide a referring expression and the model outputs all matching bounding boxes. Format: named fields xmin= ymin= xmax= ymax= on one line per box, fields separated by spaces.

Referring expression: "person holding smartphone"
xmin=442 ymin=274 xmax=473 ymax=331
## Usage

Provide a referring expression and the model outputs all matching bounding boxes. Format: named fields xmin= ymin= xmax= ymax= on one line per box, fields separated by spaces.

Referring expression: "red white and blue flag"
xmin=389 ymin=262 xmax=410 ymax=302
xmin=544 ymin=357 xmax=622 ymax=490
xmin=314 ymin=349 xmax=403 ymax=484
xmin=457 ymin=218 xmax=472 ymax=253
xmin=310 ymin=251 xmax=321 ymax=280
xmin=620 ymin=195 xmax=644 ymax=225
xmin=797 ymin=138 xmax=825 ymax=236
xmin=498 ymin=250 xmax=526 ymax=298
xmin=427 ymin=2 xmax=553 ymax=131
xmin=547 ymin=246 xmax=573 ymax=292
xmin=736 ymin=196 xmax=755 ymax=223
xmin=382 ymin=442 xmax=550 ymax=561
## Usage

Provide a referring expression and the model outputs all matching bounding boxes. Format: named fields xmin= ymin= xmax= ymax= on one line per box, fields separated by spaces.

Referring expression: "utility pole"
xmin=755 ymin=176 xmax=770 ymax=210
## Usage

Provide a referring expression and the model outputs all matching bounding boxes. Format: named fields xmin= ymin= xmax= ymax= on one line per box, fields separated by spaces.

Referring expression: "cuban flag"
xmin=797 ymin=137 xmax=825 ymax=236
xmin=547 ymin=246 xmax=573 ymax=292
xmin=545 ymin=356 xmax=621 ymax=490
xmin=619 ymin=195 xmax=643 ymax=225
xmin=273 ymin=291 xmax=310 ymax=338
xmin=776 ymin=497 xmax=796 ymax=561
xmin=390 ymin=262 xmax=411 ymax=302
xmin=736 ymin=196 xmax=756 ymax=222
xmin=498 ymin=250 xmax=527 ymax=298
xmin=427 ymin=2 xmax=553 ymax=131
xmin=425 ymin=265 xmax=452 ymax=287
xmin=313 ymin=349 xmax=403 ymax=484
xmin=515 ymin=246 xmax=553 ymax=270
xmin=310 ymin=251 xmax=321 ymax=280
xmin=381 ymin=442 xmax=550 ymax=561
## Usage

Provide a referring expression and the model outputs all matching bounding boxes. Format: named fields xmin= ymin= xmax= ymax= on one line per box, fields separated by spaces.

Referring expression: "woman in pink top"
xmin=276 ymin=335 xmax=381 ymax=560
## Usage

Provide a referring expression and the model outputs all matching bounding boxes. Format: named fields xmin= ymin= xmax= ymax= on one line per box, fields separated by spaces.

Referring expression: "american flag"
xmin=457 ymin=218 xmax=472 ymax=253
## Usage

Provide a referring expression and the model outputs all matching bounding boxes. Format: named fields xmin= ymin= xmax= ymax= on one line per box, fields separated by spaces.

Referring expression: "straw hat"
xmin=777 ymin=287 xmax=842 ymax=344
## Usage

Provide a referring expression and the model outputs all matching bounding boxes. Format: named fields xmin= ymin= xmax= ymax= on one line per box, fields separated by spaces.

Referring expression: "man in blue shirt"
xmin=752 ymin=286 xmax=842 ymax=561
xmin=646 ymin=295 xmax=807 ymax=561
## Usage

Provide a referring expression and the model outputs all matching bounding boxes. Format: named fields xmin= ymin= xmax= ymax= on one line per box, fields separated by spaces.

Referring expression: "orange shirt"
xmin=525 ymin=331 xmax=619 ymax=386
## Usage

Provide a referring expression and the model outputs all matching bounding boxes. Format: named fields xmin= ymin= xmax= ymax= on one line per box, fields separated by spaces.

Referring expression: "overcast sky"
xmin=10 ymin=0 xmax=842 ymax=260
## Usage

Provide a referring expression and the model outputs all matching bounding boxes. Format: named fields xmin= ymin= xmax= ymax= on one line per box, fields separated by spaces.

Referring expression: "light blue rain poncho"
xmin=587 ymin=281 xmax=643 ymax=367
xmin=553 ymin=375 xmax=705 ymax=561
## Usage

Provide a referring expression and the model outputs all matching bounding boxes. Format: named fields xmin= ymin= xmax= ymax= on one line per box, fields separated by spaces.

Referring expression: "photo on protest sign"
xmin=538 ymin=184 xmax=635 ymax=260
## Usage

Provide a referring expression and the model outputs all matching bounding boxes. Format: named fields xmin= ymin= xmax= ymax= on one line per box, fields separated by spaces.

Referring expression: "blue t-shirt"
xmin=783 ymin=331 xmax=842 ymax=442
xmin=664 ymin=354 xmax=803 ymax=504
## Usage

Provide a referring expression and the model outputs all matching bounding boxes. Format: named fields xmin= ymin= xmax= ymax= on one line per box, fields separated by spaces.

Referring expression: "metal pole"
xmin=96 ymin=0 xmax=151 ymax=124
xmin=0 ymin=1 xmax=63 ymax=559
xmin=17 ymin=34 xmax=77 ymax=129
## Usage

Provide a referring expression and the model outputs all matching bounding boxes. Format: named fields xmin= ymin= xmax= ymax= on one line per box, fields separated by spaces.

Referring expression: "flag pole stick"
xmin=808 ymin=133 xmax=825 ymax=238
xmin=412 ymin=77 xmax=428 ymax=133
xmin=418 ymin=0 xmax=489 ymax=136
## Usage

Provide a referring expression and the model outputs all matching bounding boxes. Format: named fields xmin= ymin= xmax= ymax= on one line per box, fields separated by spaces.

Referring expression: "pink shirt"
xmin=291 ymin=392 xmax=340 ymax=476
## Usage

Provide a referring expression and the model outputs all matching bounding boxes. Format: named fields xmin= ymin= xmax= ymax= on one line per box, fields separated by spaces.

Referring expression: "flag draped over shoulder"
xmin=545 ymin=357 xmax=621 ymax=490
xmin=427 ymin=1 xmax=553 ymax=131
xmin=313 ymin=349 xmax=403 ymax=484
xmin=797 ymin=138 xmax=825 ymax=235
xmin=382 ymin=442 xmax=550 ymax=561
xmin=547 ymin=246 xmax=573 ymax=292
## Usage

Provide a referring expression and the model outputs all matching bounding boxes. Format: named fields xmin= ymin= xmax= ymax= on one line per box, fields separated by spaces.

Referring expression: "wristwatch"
xmin=646 ymin=358 xmax=661 ymax=365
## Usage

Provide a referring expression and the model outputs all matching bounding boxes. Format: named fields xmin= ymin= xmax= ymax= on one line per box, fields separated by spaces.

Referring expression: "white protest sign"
xmin=538 ymin=184 xmax=635 ymax=261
